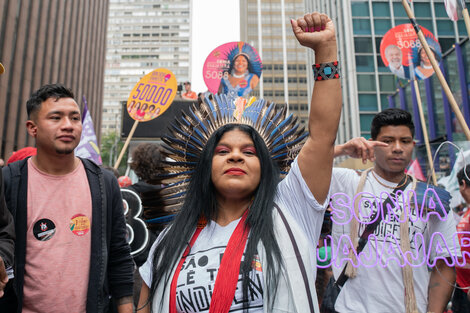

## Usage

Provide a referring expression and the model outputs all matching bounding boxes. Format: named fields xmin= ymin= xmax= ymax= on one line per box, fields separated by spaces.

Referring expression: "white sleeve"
xmin=139 ymin=239 xmax=158 ymax=287
xmin=275 ymin=157 xmax=327 ymax=244
xmin=139 ymin=228 xmax=169 ymax=287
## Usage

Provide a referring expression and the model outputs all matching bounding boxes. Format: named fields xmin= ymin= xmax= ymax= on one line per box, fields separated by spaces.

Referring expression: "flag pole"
xmin=114 ymin=120 xmax=139 ymax=170
xmin=401 ymin=0 xmax=470 ymax=141
xmin=462 ymin=3 xmax=470 ymax=38
xmin=412 ymin=79 xmax=437 ymax=185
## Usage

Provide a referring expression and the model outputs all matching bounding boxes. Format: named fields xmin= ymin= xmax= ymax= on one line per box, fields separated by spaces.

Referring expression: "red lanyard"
xmin=169 ymin=210 xmax=250 ymax=313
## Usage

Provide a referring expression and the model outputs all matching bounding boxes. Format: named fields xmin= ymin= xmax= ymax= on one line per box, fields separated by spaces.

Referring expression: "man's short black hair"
xmin=370 ymin=108 xmax=415 ymax=140
xmin=26 ymin=84 xmax=75 ymax=119
xmin=457 ymin=165 xmax=470 ymax=186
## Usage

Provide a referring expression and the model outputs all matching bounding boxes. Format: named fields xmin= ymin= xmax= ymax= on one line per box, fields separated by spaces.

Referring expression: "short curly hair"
xmin=130 ymin=143 xmax=163 ymax=182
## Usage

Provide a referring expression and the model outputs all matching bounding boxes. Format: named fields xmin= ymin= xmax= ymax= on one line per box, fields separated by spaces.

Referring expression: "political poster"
xmin=203 ymin=42 xmax=262 ymax=98
xmin=380 ymin=24 xmax=441 ymax=80
xmin=126 ymin=68 xmax=177 ymax=122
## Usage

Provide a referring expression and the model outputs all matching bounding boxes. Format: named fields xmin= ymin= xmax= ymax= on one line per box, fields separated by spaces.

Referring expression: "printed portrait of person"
xmin=384 ymin=44 xmax=410 ymax=79
xmin=412 ymin=37 xmax=442 ymax=80
xmin=218 ymin=42 xmax=262 ymax=98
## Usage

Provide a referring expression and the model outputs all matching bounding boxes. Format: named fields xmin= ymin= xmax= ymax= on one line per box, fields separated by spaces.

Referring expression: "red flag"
xmin=405 ymin=159 xmax=426 ymax=181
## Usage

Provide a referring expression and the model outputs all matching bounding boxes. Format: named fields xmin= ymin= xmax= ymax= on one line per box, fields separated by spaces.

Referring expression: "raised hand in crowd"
xmin=334 ymin=137 xmax=388 ymax=163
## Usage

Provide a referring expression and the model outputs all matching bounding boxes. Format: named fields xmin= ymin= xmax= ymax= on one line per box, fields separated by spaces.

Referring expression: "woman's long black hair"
xmin=149 ymin=123 xmax=283 ymax=312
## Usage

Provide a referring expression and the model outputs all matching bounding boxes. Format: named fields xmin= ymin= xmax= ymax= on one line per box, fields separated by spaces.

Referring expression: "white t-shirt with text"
xmin=330 ymin=168 xmax=459 ymax=313
xmin=140 ymin=158 xmax=326 ymax=312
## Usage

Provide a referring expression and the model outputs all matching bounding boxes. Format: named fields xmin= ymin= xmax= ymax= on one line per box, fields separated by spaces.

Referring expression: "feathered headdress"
xmin=143 ymin=94 xmax=307 ymax=228
xmin=411 ymin=34 xmax=442 ymax=66
xmin=226 ymin=42 xmax=263 ymax=77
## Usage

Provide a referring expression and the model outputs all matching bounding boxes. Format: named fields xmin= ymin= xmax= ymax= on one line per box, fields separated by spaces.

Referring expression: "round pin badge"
xmin=70 ymin=214 xmax=91 ymax=236
xmin=33 ymin=219 xmax=56 ymax=241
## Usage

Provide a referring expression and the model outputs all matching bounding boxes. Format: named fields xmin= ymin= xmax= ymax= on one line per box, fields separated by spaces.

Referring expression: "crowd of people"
xmin=0 ymin=11 xmax=468 ymax=313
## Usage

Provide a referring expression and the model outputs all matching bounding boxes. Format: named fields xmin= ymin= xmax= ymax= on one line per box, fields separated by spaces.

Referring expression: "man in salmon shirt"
xmin=1 ymin=84 xmax=134 ymax=313
xmin=453 ymin=166 xmax=470 ymax=312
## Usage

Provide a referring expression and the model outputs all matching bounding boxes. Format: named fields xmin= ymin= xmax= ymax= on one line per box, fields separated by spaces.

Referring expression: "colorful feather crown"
xmin=226 ymin=42 xmax=262 ymax=77
xmin=144 ymin=93 xmax=308 ymax=225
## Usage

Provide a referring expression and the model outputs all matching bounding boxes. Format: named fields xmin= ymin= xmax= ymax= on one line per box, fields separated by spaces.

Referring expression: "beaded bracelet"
xmin=313 ymin=61 xmax=340 ymax=81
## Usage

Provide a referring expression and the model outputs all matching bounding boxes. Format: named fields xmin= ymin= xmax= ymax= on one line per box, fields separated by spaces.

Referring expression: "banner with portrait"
xmin=380 ymin=24 xmax=441 ymax=80
xmin=203 ymin=42 xmax=262 ymax=98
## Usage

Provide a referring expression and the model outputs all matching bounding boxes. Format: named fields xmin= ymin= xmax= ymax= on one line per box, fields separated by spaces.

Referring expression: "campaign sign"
xmin=444 ymin=0 xmax=465 ymax=21
xmin=126 ymin=68 xmax=177 ymax=122
xmin=203 ymin=42 xmax=262 ymax=97
xmin=380 ymin=24 xmax=441 ymax=80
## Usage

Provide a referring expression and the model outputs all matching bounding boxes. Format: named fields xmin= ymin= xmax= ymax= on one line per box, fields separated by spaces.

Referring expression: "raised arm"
xmin=293 ymin=13 xmax=341 ymax=203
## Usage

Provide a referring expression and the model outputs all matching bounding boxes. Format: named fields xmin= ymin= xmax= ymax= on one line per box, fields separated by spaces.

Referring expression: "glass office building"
xmin=311 ymin=0 xmax=468 ymax=142
xmin=350 ymin=1 xmax=467 ymax=138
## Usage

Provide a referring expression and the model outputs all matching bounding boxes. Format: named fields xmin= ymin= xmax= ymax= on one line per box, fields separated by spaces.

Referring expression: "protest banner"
xmin=114 ymin=68 xmax=177 ymax=169
xmin=380 ymin=24 xmax=441 ymax=80
xmin=203 ymin=41 xmax=262 ymax=98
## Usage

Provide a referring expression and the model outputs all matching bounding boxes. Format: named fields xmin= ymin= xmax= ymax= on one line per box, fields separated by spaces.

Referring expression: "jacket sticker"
xmin=33 ymin=218 xmax=56 ymax=241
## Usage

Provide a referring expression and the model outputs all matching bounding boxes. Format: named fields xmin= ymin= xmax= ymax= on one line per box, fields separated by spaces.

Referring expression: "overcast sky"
xmin=190 ymin=0 xmax=240 ymax=93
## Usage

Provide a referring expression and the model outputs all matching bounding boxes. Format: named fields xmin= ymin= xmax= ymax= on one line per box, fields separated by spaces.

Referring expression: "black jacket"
xmin=1 ymin=158 xmax=134 ymax=312
xmin=0 ymin=170 xmax=15 ymax=272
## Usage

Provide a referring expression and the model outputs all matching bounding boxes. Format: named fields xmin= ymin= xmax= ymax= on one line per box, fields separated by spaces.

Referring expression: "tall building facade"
xmin=311 ymin=0 xmax=467 ymax=141
xmin=102 ymin=0 xmax=191 ymax=135
xmin=240 ymin=0 xmax=310 ymax=127
xmin=0 ymin=0 xmax=108 ymax=160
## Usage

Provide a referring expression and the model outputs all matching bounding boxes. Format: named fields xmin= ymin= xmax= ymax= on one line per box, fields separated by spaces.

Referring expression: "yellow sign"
xmin=126 ymin=68 xmax=177 ymax=122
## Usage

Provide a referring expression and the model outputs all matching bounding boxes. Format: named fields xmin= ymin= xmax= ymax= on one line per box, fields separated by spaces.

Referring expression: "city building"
xmin=240 ymin=0 xmax=310 ymax=127
xmin=0 ymin=0 xmax=108 ymax=161
xmin=102 ymin=0 xmax=191 ymax=136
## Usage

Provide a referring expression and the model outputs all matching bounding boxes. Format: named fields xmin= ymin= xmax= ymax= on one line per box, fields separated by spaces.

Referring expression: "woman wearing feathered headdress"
xmin=138 ymin=12 xmax=342 ymax=313
xmin=218 ymin=42 xmax=261 ymax=98
xmin=413 ymin=36 xmax=442 ymax=80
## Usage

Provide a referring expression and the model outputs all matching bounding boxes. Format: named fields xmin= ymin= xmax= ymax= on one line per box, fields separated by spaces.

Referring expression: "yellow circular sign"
xmin=126 ymin=68 xmax=177 ymax=122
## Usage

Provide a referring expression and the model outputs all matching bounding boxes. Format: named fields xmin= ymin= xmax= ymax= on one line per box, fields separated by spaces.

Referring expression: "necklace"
xmin=421 ymin=63 xmax=433 ymax=69
xmin=371 ymin=170 xmax=408 ymax=189
xmin=231 ymin=71 xmax=245 ymax=78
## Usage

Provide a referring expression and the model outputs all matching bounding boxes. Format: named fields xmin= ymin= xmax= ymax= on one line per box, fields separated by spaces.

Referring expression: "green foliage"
xmin=100 ymin=132 xmax=128 ymax=175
